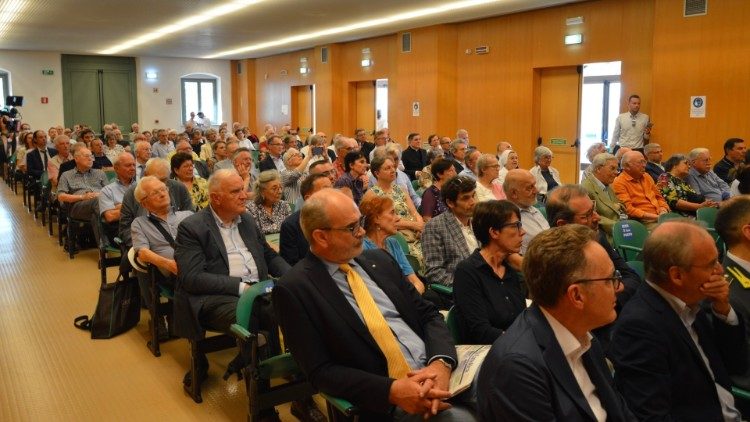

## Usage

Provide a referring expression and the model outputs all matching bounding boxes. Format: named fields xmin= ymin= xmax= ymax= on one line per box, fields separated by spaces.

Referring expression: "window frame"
xmin=180 ymin=75 xmax=218 ymax=125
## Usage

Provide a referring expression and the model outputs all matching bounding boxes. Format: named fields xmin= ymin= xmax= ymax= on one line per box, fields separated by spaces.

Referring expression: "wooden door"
xmin=355 ymin=81 xmax=375 ymax=135
xmin=537 ymin=66 xmax=582 ymax=184
xmin=291 ymin=85 xmax=313 ymax=135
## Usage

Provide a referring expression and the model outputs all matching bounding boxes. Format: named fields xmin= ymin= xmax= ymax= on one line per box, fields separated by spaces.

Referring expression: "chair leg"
xmin=147 ymin=276 xmax=161 ymax=357
xmin=185 ymin=341 xmax=204 ymax=403
xmin=67 ymin=221 xmax=77 ymax=259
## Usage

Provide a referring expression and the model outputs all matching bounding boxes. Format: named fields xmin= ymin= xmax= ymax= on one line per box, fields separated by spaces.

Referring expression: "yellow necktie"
xmin=339 ymin=263 xmax=411 ymax=379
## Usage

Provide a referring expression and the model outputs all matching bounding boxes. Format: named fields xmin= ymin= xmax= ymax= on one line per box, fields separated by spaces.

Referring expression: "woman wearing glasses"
xmin=453 ymin=200 xmax=527 ymax=344
xmin=246 ymin=170 xmax=292 ymax=235
xmin=359 ymin=195 xmax=426 ymax=294
xmin=660 ymin=154 xmax=717 ymax=216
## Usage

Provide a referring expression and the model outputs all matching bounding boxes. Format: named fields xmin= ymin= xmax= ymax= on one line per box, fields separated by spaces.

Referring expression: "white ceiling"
xmin=2 ymin=0 xmax=581 ymax=60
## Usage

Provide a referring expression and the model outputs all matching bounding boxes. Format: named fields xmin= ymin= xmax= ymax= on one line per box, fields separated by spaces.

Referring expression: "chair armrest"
xmin=320 ymin=392 xmax=358 ymax=417
xmin=732 ymin=386 xmax=750 ymax=401
xmin=230 ymin=323 xmax=253 ymax=341
xmin=429 ymin=284 xmax=453 ymax=296
xmin=619 ymin=245 xmax=643 ymax=252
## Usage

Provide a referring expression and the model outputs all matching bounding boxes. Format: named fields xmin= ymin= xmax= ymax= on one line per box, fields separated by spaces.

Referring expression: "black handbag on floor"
xmin=74 ymin=273 xmax=141 ymax=339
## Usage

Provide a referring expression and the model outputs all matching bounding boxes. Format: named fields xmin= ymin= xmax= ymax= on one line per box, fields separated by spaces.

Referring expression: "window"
xmin=0 ymin=71 xmax=9 ymax=109
xmin=181 ymin=75 xmax=218 ymax=125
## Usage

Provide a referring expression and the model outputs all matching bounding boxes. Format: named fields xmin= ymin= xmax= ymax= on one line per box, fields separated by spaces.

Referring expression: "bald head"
xmin=503 ymin=169 xmax=538 ymax=208
xmin=145 ymin=158 xmax=170 ymax=181
xmin=301 ymin=188 xmax=363 ymax=262
xmin=643 ymin=220 xmax=714 ymax=286
xmin=621 ymin=151 xmax=647 ymax=178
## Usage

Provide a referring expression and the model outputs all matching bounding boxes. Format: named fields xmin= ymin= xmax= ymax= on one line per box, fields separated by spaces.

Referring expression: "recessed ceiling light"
xmin=98 ymin=0 xmax=264 ymax=55
xmin=205 ymin=0 xmax=501 ymax=59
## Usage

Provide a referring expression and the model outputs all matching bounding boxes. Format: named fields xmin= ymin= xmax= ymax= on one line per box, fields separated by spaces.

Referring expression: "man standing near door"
xmin=611 ymin=94 xmax=651 ymax=154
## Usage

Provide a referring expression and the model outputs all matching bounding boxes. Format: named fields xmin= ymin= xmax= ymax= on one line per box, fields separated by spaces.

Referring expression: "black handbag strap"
xmin=148 ymin=215 xmax=176 ymax=249
xmin=74 ymin=315 xmax=92 ymax=331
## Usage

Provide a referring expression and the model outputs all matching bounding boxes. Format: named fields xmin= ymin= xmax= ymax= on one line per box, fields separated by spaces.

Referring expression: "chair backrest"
xmin=612 ymin=219 xmax=648 ymax=261
xmin=445 ymin=306 xmax=462 ymax=344
xmin=696 ymin=207 xmax=718 ymax=229
xmin=236 ymin=279 xmax=275 ymax=330
xmin=405 ymin=254 xmax=422 ymax=276
xmin=390 ymin=232 xmax=410 ymax=256
xmin=626 ymin=260 xmax=644 ymax=280
xmin=657 ymin=212 xmax=682 ymax=223
xmin=533 ymin=203 xmax=548 ymax=220
xmin=105 ymin=169 xmax=117 ymax=182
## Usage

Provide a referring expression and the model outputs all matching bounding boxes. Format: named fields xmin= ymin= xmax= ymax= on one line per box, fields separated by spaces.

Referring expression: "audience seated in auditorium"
xmin=333 ymin=150 xmax=369 ymax=205
xmin=48 ymin=135 xmax=73 ymax=188
xmin=87 ymin=138 xmax=112 ymax=170
xmin=57 ymin=144 xmax=108 ymax=222
xmin=529 ymin=146 xmax=561 ymax=202
xmin=715 ymin=138 xmax=746 ymax=185
xmin=151 ymin=129 xmax=175 ymax=159
xmin=421 ymin=175 xmax=477 ymax=288
xmin=612 ymin=150 xmax=669 ymax=230
xmin=279 ymin=173 xmax=332 ymax=267
xmin=26 ymin=129 xmax=56 ymax=180
xmin=474 ymin=153 xmax=505 ymax=203
xmin=459 ymin=149 xmax=480 ymax=180
xmin=273 ymin=188 xmax=472 ymax=421
xmin=258 ymin=134 xmax=286 ymax=173
xmin=503 ymin=169 xmax=549 ymax=254
xmin=453 ymin=200 xmax=526 ymax=344
xmin=660 ymin=154 xmax=717 ymax=216
xmin=611 ymin=220 xmax=747 ymax=421
xmin=477 ymin=224 xmax=633 ymax=421
xmin=246 ymin=170 xmax=291 ymax=235
xmin=687 ymin=147 xmax=731 ymax=203
xmin=401 ymin=132 xmax=428 ymax=181
xmin=643 ymin=143 xmax=665 ymax=182
xmin=449 ymin=139 xmax=468 ymax=174
xmin=581 ymin=153 xmax=626 ymax=242
xmin=171 ymin=152 xmax=209 ymax=211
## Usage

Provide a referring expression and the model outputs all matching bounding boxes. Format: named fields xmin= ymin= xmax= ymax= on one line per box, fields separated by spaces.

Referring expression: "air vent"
xmin=475 ymin=46 xmax=490 ymax=55
xmin=321 ymin=47 xmax=328 ymax=63
xmin=684 ymin=0 xmax=707 ymax=17
xmin=236 ymin=62 xmax=242 ymax=74
xmin=401 ymin=32 xmax=411 ymax=53
xmin=280 ymin=70 xmax=288 ymax=76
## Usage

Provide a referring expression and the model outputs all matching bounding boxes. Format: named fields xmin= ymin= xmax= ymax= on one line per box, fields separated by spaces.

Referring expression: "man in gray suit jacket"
xmin=581 ymin=152 xmax=626 ymax=243
xmin=421 ymin=175 xmax=477 ymax=287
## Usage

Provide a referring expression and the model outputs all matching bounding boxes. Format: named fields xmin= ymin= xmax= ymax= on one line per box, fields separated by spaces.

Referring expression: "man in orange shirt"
xmin=612 ymin=151 xmax=669 ymax=230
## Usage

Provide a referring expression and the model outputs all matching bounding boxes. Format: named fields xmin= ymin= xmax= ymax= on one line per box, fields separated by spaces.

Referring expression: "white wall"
xmin=136 ymin=56 xmax=232 ymax=132
xmin=0 ymin=50 xmax=232 ymax=132
xmin=0 ymin=50 xmax=64 ymax=130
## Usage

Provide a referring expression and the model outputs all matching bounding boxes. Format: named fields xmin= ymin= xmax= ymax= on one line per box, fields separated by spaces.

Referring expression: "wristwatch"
xmin=433 ymin=357 xmax=453 ymax=370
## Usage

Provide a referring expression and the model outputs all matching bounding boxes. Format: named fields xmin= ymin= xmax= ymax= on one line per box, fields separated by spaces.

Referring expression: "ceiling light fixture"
xmin=564 ymin=33 xmax=583 ymax=45
xmin=205 ymin=0 xmax=501 ymax=59
xmin=98 ymin=0 xmax=264 ymax=55
xmin=0 ymin=0 xmax=27 ymax=39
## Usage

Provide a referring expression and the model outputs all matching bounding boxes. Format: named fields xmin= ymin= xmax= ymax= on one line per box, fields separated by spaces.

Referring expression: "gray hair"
xmin=134 ymin=175 xmax=159 ymax=204
xmin=254 ymin=169 xmax=281 ymax=205
xmin=71 ymin=142 xmax=90 ymax=156
xmin=688 ymin=147 xmax=710 ymax=162
xmin=207 ymin=168 xmax=240 ymax=194
xmin=283 ymin=148 xmax=300 ymax=166
xmin=586 ymin=142 xmax=606 ymax=162
xmin=476 ymin=153 xmax=497 ymax=177
xmin=591 ymin=153 xmax=617 ymax=171
xmin=643 ymin=143 xmax=661 ymax=155
xmin=112 ymin=151 xmax=132 ymax=167
xmin=232 ymin=147 xmax=252 ymax=161
xmin=643 ymin=220 xmax=705 ymax=284
xmin=498 ymin=149 xmax=514 ymax=167
xmin=533 ymin=146 xmax=553 ymax=164
xmin=144 ymin=158 xmax=169 ymax=180
xmin=53 ymin=134 xmax=70 ymax=147
xmin=450 ymin=139 xmax=467 ymax=153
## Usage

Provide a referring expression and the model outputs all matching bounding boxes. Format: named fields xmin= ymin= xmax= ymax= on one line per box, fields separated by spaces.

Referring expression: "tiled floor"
xmin=0 ymin=182 xmax=308 ymax=421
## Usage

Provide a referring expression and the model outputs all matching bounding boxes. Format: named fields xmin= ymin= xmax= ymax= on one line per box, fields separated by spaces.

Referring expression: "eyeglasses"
xmin=321 ymin=215 xmax=366 ymax=236
xmin=268 ymin=143 xmax=283 ymax=147
xmin=144 ymin=186 xmax=168 ymax=200
xmin=575 ymin=200 xmax=597 ymax=220
xmin=573 ymin=270 xmax=622 ymax=290
xmin=498 ymin=220 xmax=523 ymax=232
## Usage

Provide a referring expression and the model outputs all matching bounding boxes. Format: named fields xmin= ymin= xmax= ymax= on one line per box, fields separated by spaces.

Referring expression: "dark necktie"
xmin=41 ymin=150 xmax=48 ymax=171
xmin=138 ymin=164 xmax=145 ymax=179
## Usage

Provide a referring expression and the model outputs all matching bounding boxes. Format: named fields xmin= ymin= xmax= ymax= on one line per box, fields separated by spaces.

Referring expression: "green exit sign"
xmin=550 ymin=138 xmax=567 ymax=145
xmin=41 ymin=69 xmax=54 ymax=75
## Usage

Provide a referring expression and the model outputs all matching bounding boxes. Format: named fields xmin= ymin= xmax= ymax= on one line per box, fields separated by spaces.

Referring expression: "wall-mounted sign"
xmin=412 ymin=101 xmax=420 ymax=117
xmin=166 ymin=98 xmax=173 ymax=105
xmin=41 ymin=97 xmax=48 ymax=104
xmin=690 ymin=96 xmax=706 ymax=118
xmin=550 ymin=138 xmax=567 ymax=145
xmin=41 ymin=69 xmax=54 ymax=75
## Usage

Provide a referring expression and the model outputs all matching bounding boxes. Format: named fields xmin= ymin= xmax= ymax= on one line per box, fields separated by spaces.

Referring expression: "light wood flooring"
xmin=0 ymin=181 xmax=310 ymax=421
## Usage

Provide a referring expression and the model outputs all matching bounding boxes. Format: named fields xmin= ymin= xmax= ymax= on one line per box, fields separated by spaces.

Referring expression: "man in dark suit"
xmin=279 ymin=173 xmax=331 ymax=266
xmin=26 ymin=129 xmax=57 ymax=180
xmin=717 ymin=196 xmax=750 ymax=392
xmin=477 ymin=225 xmax=635 ymax=421
xmin=611 ymin=221 xmax=747 ymax=421
xmin=259 ymin=135 xmax=285 ymax=172
xmin=401 ymin=132 xmax=427 ymax=181
xmin=644 ymin=142 xmax=665 ymax=183
xmin=274 ymin=188 xmax=469 ymax=421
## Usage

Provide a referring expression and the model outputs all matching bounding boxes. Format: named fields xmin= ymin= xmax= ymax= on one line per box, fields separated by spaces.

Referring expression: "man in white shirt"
xmin=611 ymin=221 xmax=746 ymax=421
xmin=477 ymin=224 xmax=634 ymax=421
xmin=611 ymin=94 xmax=651 ymax=153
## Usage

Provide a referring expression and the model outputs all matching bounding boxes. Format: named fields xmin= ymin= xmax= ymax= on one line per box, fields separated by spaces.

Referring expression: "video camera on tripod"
xmin=1 ymin=95 xmax=23 ymax=132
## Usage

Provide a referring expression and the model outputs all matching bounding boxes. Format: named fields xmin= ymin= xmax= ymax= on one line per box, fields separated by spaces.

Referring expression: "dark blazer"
xmin=278 ymin=210 xmax=308 ymax=267
xmin=477 ymin=305 xmax=635 ymax=421
xmin=26 ymin=147 xmax=57 ymax=179
xmin=194 ymin=160 xmax=209 ymax=179
xmin=174 ymin=208 xmax=290 ymax=340
xmin=273 ymin=249 xmax=456 ymax=420
xmin=258 ymin=155 xmax=278 ymax=172
xmin=645 ymin=161 xmax=665 ymax=184
xmin=722 ymin=254 xmax=750 ymax=390
xmin=360 ymin=142 xmax=375 ymax=163
xmin=401 ymin=147 xmax=427 ymax=180
xmin=611 ymin=282 xmax=747 ymax=421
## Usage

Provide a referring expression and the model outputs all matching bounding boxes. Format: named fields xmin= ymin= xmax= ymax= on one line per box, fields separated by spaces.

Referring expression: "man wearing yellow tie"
xmin=274 ymin=188 xmax=466 ymax=420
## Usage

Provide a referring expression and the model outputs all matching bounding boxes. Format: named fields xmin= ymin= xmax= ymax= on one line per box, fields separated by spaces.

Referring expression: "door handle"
xmin=571 ymin=138 xmax=580 ymax=148
xmin=537 ymin=137 xmax=542 ymax=146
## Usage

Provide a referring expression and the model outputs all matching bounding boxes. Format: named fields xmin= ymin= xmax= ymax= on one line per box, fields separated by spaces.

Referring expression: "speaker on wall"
xmin=321 ymin=47 xmax=329 ymax=63
xmin=401 ymin=32 xmax=411 ymax=53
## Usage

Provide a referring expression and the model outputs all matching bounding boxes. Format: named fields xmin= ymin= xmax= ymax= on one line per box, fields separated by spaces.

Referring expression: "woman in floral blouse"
xmin=660 ymin=154 xmax=717 ymax=216
xmin=247 ymin=170 xmax=292 ymax=235
xmin=171 ymin=152 xmax=209 ymax=210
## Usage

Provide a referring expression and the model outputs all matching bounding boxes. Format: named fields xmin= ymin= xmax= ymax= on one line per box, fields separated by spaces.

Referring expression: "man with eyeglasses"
xmin=274 ymin=188 xmax=474 ymax=421
xmin=611 ymin=94 xmax=651 ymax=154
xmin=478 ymin=224 xmax=634 ymax=421
xmin=503 ymin=169 xmax=549 ymax=254
xmin=612 ymin=151 xmax=669 ymax=231
xmin=546 ymin=184 xmax=642 ymax=353
xmin=611 ymin=220 xmax=746 ymax=421
xmin=331 ymin=136 xmax=358 ymax=179
xmin=686 ymin=147 xmax=731 ymax=204
xmin=259 ymin=134 xmax=286 ymax=173
xmin=57 ymin=143 xmax=108 ymax=221
xmin=582 ymin=153 xmax=627 ymax=243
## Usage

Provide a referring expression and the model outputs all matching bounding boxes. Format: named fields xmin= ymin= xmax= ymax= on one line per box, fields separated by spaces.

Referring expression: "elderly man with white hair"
xmin=686 ymin=147 xmax=731 ymax=203
xmin=612 ymin=151 xmax=669 ymax=230
xmin=529 ymin=146 xmax=561 ymax=202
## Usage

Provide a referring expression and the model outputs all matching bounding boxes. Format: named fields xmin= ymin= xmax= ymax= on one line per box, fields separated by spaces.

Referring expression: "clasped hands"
xmin=389 ymin=361 xmax=452 ymax=419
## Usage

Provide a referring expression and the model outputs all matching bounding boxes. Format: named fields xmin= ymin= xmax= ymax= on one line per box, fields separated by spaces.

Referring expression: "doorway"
xmin=291 ymin=84 xmax=314 ymax=136
xmin=579 ymin=61 xmax=622 ymax=171
xmin=535 ymin=66 xmax=582 ymax=184
xmin=375 ymin=79 xmax=388 ymax=131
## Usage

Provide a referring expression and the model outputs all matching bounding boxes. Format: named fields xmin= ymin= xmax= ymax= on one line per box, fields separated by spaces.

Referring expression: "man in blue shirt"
xmin=686 ymin=147 xmax=731 ymax=203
